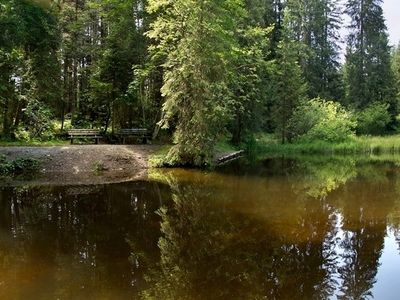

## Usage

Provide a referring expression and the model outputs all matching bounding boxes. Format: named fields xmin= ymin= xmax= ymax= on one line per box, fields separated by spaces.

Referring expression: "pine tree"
xmin=89 ymin=0 xmax=148 ymax=132
xmin=147 ymin=0 xmax=245 ymax=166
xmin=344 ymin=0 xmax=397 ymax=121
xmin=272 ymin=5 xmax=307 ymax=144
xmin=392 ymin=44 xmax=400 ymax=101
xmin=283 ymin=0 xmax=343 ymax=100
xmin=305 ymin=0 xmax=343 ymax=100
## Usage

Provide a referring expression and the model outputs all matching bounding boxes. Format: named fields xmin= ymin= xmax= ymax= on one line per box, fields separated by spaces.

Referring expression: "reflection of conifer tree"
xmin=338 ymin=226 xmax=384 ymax=300
xmin=337 ymin=174 xmax=396 ymax=300
xmin=268 ymin=200 xmax=339 ymax=299
xmin=143 ymin=177 xmax=271 ymax=299
xmin=144 ymin=170 xmax=340 ymax=299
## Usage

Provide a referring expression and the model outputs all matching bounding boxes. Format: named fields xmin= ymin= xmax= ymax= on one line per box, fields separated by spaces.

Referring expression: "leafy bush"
xmin=23 ymin=99 xmax=55 ymax=140
xmin=289 ymin=98 xmax=357 ymax=143
xmin=14 ymin=127 xmax=31 ymax=142
xmin=0 ymin=155 xmax=13 ymax=174
xmin=357 ymin=102 xmax=391 ymax=135
xmin=11 ymin=157 xmax=41 ymax=174
xmin=0 ymin=156 xmax=41 ymax=176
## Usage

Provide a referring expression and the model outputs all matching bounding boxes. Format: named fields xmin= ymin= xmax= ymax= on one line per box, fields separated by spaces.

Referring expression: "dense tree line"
xmin=0 ymin=0 xmax=399 ymax=165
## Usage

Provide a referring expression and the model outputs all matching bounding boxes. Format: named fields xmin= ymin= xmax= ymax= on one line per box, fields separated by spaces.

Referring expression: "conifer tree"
xmin=283 ymin=0 xmax=343 ymax=100
xmin=392 ymin=44 xmax=400 ymax=101
xmin=147 ymin=0 xmax=245 ymax=166
xmin=305 ymin=0 xmax=343 ymax=100
xmin=272 ymin=5 xmax=307 ymax=144
xmin=344 ymin=0 xmax=397 ymax=120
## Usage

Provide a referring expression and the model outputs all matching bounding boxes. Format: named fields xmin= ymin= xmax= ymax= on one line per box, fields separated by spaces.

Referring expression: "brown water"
xmin=1 ymin=156 xmax=400 ymax=299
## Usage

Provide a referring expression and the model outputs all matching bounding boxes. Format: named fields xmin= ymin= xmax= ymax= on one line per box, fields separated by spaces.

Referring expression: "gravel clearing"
xmin=0 ymin=145 xmax=160 ymax=186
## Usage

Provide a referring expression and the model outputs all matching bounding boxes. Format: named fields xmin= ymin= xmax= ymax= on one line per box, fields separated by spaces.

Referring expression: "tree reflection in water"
xmin=143 ymin=168 xmax=339 ymax=299
xmin=1 ymin=157 xmax=400 ymax=299
xmin=144 ymin=157 xmax=400 ymax=300
xmin=0 ymin=182 xmax=170 ymax=299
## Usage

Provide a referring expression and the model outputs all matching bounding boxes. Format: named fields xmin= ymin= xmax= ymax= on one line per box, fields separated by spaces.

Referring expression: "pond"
xmin=1 ymin=156 xmax=400 ymax=299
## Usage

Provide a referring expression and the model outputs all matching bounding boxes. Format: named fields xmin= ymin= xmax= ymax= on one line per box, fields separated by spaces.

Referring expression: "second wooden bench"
xmin=117 ymin=128 xmax=150 ymax=144
xmin=68 ymin=129 xmax=103 ymax=144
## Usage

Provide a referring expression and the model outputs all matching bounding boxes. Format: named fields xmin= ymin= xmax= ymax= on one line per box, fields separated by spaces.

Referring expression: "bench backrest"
xmin=68 ymin=129 xmax=101 ymax=136
xmin=118 ymin=128 xmax=148 ymax=135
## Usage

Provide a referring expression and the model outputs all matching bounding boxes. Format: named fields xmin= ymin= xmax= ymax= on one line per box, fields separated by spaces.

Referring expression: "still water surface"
xmin=1 ymin=156 xmax=400 ymax=299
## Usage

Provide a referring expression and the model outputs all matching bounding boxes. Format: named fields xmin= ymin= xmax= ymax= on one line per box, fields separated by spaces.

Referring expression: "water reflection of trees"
xmin=145 ymin=158 xmax=400 ymax=300
xmin=0 ymin=181 xmax=169 ymax=299
xmin=144 ymin=170 xmax=340 ymax=299
xmin=292 ymin=156 xmax=358 ymax=199
xmin=334 ymin=174 xmax=397 ymax=300
xmin=2 ymin=158 xmax=400 ymax=299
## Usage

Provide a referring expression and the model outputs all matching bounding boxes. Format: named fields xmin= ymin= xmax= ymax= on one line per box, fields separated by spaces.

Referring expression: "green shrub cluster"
xmin=289 ymin=98 xmax=357 ymax=143
xmin=0 ymin=155 xmax=41 ymax=176
xmin=10 ymin=99 xmax=56 ymax=142
xmin=357 ymin=102 xmax=391 ymax=135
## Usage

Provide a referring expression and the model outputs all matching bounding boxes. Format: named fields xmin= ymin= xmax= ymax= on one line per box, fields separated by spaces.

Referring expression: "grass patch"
xmin=92 ymin=161 xmax=108 ymax=174
xmin=215 ymin=139 xmax=239 ymax=154
xmin=254 ymin=133 xmax=400 ymax=156
xmin=149 ymin=145 xmax=173 ymax=167
xmin=0 ymin=139 xmax=68 ymax=147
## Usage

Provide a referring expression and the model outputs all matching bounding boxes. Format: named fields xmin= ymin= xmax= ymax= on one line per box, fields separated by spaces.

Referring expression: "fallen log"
xmin=216 ymin=150 xmax=245 ymax=165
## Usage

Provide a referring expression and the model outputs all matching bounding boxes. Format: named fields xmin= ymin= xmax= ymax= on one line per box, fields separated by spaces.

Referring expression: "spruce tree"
xmin=283 ymin=0 xmax=343 ymax=100
xmin=147 ymin=0 xmax=245 ymax=166
xmin=344 ymin=0 xmax=397 ymax=121
xmin=392 ymin=44 xmax=400 ymax=101
xmin=305 ymin=0 xmax=343 ymax=100
xmin=272 ymin=5 xmax=307 ymax=144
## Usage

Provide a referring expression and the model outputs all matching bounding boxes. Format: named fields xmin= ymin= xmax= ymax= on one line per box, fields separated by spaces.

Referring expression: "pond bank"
xmin=0 ymin=145 xmax=160 ymax=186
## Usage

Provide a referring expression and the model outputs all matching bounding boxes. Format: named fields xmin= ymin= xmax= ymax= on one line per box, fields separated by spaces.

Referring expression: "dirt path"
xmin=0 ymin=145 xmax=160 ymax=186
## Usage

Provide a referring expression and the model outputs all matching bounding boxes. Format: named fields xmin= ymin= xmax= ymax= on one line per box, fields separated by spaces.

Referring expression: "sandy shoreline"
xmin=0 ymin=145 xmax=160 ymax=186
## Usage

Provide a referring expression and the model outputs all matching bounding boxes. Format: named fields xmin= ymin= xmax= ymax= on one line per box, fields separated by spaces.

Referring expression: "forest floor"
xmin=0 ymin=144 xmax=161 ymax=186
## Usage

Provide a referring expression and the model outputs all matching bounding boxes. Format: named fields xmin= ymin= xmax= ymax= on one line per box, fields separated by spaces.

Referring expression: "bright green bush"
xmin=289 ymin=98 xmax=357 ymax=143
xmin=357 ymin=102 xmax=391 ymax=135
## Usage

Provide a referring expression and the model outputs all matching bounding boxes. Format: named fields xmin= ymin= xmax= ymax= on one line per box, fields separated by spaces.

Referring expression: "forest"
xmin=1 ymin=0 xmax=400 ymax=166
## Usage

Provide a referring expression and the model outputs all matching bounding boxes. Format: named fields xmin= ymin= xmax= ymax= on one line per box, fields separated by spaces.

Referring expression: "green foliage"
xmin=294 ymin=0 xmax=343 ymax=101
xmin=344 ymin=0 xmax=397 ymax=119
xmin=0 ymin=156 xmax=41 ymax=176
xmin=23 ymin=99 xmax=55 ymax=140
xmin=148 ymin=0 xmax=245 ymax=166
xmin=1 ymin=0 xmax=399 ymax=166
xmin=270 ymin=6 xmax=307 ymax=144
xmin=229 ymin=26 xmax=273 ymax=145
xmin=392 ymin=44 xmax=400 ymax=101
xmin=12 ymin=157 xmax=41 ymax=174
xmin=357 ymin=102 xmax=391 ymax=135
xmin=289 ymin=98 xmax=356 ymax=142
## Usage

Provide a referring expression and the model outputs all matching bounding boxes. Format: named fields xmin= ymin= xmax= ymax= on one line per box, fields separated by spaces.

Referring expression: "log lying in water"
xmin=216 ymin=150 xmax=245 ymax=165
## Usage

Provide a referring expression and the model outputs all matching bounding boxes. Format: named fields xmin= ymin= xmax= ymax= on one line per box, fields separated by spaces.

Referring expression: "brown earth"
xmin=0 ymin=145 xmax=160 ymax=186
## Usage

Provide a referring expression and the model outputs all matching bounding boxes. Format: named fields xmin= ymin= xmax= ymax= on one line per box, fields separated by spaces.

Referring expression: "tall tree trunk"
xmin=3 ymin=99 xmax=10 ymax=137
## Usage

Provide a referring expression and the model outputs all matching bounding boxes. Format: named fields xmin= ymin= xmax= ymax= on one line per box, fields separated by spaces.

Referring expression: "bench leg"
xmin=95 ymin=138 xmax=99 ymax=145
xmin=71 ymin=138 xmax=73 ymax=145
xmin=122 ymin=137 xmax=126 ymax=144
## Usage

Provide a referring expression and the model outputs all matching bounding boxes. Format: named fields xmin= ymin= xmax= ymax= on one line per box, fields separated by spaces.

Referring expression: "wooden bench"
xmin=117 ymin=128 xmax=150 ymax=144
xmin=68 ymin=129 xmax=103 ymax=144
